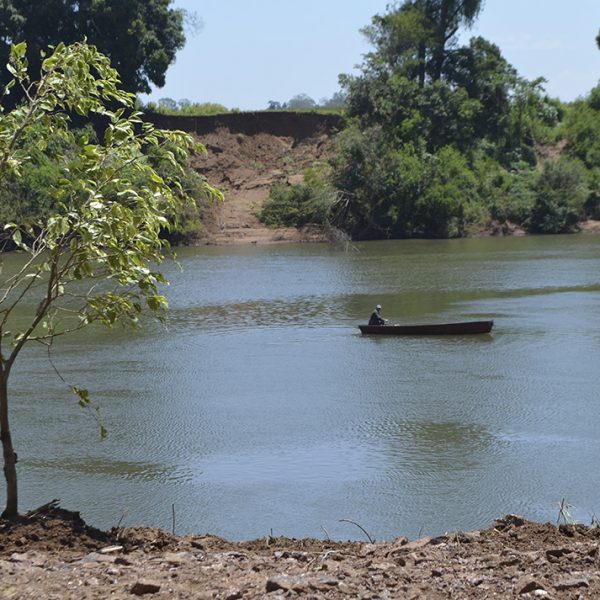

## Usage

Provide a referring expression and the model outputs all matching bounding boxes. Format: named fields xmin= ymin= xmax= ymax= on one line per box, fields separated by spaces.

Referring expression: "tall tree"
xmin=425 ymin=0 xmax=483 ymax=81
xmin=0 ymin=0 xmax=186 ymax=96
xmin=361 ymin=0 xmax=483 ymax=86
xmin=0 ymin=41 xmax=219 ymax=518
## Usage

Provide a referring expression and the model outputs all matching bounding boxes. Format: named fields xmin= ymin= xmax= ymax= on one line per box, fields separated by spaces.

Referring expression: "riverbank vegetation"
xmin=1 ymin=1 xmax=599 ymax=245
xmin=258 ymin=0 xmax=600 ymax=240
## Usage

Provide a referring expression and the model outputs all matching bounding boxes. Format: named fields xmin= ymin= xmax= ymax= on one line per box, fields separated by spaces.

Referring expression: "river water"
xmin=4 ymin=234 xmax=600 ymax=540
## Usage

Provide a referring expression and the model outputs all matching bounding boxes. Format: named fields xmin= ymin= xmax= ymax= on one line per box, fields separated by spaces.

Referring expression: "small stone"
xmin=546 ymin=548 xmax=572 ymax=561
xmin=266 ymin=576 xmax=304 ymax=593
xmin=266 ymin=575 xmax=338 ymax=593
xmin=9 ymin=552 xmax=29 ymax=563
xmin=100 ymin=545 xmax=123 ymax=554
xmin=516 ymin=574 xmax=544 ymax=594
xmin=402 ymin=537 xmax=432 ymax=551
xmin=162 ymin=551 xmax=193 ymax=565
xmin=130 ymin=581 xmax=161 ymax=595
xmin=554 ymin=578 xmax=589 ymax=590
xmin=370 ymin=561 xmax=396 ymax=571
xmin=393 ymin=536 xmax=409 ymax=545
xmin=82 ymin=552 xmax=99 ymax=563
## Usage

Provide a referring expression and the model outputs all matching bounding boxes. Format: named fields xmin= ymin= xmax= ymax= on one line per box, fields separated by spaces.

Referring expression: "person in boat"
xmin=368 ymin=304 xmax=387 ymax=326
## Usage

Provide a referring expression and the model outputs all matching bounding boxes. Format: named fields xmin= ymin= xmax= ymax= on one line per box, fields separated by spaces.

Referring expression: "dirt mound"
xmin=2 ymin=507 xmax=600 ymax=598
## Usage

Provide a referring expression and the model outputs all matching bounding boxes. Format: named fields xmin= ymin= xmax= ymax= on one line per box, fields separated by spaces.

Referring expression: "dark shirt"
xmin=368 ymin=310 xmax=385 ymax=326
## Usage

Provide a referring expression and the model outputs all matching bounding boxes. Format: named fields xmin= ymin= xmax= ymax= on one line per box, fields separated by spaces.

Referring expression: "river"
xmin=4 ymin=234 xmax=600 ymax=540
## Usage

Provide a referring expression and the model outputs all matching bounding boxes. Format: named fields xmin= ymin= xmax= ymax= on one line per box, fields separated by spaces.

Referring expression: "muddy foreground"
xmin=1 ymin=507 xmax=599 ymax=598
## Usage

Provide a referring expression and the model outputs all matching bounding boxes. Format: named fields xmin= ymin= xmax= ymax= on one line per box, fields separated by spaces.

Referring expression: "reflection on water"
xmin=24 ymin=457 xmax=192 ymax=484
xmin=169 ymin=297 xmax=334 ymax=332
xmin=3 ymin=234 xmax=600 ymax=540
xmin=195 ymin=443 xmax=376 ymax=485
xmin=356 ymin=419 xmax=496 ymax=473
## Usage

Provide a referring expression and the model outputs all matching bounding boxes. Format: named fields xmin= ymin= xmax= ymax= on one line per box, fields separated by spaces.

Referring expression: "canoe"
xmin=358 ymin=320 xmax=494 ymax=335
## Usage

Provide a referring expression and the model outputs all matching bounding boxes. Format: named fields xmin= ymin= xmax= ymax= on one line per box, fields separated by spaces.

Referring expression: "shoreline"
xmin=1 ymin=508 xmax=599 ymax=598
xmin=194 ymin=218 xmax=600 ymax=247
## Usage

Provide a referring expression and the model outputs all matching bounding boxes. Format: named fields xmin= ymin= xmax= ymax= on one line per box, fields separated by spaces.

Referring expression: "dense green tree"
xmin=0 ymin=41 xmax=219 ymax=518
xmin=0 ymin=0 xmax=185 ymax=97
xmin=443 ymin=37 xmax=516 ymax=142
xmin=529 ymin=160 xmax=588 ymax=233
xmin=361 ymin=0 xmax=483 ymax=86
xmin=563 ymin=85 xmax=600 ymax=168
xmin=333 ymin=0 xmax=566 ymax=239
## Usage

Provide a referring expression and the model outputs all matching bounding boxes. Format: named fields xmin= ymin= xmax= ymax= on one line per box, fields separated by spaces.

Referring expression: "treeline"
xmin=260 ymin=0 xmax=600 ymax=239
xmin=141 ymin=91 xmax=347 ymax=116
xmin=1 ymin=0 xmax=600 ymax=244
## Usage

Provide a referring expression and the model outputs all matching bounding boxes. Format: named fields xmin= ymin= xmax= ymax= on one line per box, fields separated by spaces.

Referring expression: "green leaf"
xmin=72 ymin=386 xmax=90 ymax=407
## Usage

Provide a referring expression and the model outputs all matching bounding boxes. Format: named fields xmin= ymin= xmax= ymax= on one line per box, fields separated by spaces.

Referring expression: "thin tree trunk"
xmin=0 ymin=370 xmax=18 ymax=518
xmin=418 ymin=41 xmax=426 ymax=87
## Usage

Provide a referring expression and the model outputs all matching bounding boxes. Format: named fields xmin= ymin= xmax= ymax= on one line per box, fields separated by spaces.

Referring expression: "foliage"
xmin=287 ymin=93 xmax=317 ymax=110
xmin=0 ymin=0 xmax=186 ymax=99
xmin=528 ymin=159 xmax=588 ymax=233
xmin=0 ymin=127 xmax=211 ymax=246
xmin=361 ymin=0 xmax=483 ymax=85
xmin=144 ymin=100 xmax=232 ymax=116
xmin=266 ymin=91 xmax=347 ymax=112
xmin=332 ymin=0 xmax=576 ymax=239
xmin=0 ymin=121 xmax=81 ymax=226
xmin=562 ymin=86 xmax=600 ymax=168
xmin=476 ymin=157 xmax=539 ymax=225
xmin=0 ymin=41 xmax=220 ymax=518
xmin=334 ymin=128 xmax=483 ymax=238
xmin=260 ymin=165 xmax=337 ymax=228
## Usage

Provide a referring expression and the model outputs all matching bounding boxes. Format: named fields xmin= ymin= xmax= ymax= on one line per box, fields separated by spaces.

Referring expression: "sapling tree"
xmin=0 ymin=41 xmax=220 ymax=518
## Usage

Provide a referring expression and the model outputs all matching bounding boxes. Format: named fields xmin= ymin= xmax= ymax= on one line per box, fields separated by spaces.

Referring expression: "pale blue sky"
xmin=141 ymin=1 xmax=600 ymax=109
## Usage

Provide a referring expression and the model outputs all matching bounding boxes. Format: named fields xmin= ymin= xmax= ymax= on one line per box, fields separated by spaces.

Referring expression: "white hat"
xmin=376 ymin=304 xmax=381 ymax=310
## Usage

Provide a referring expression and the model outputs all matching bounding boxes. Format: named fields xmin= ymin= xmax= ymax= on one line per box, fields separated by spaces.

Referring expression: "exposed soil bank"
xmin=1 ymin=508 xmax=600 ymax=598
xmin=150 ymin=112 xmax=340 ymax=245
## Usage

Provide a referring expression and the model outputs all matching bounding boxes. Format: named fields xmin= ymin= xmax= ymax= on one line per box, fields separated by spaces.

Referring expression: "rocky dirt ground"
xmin=1 ymin=508 xmax=599 ymax=599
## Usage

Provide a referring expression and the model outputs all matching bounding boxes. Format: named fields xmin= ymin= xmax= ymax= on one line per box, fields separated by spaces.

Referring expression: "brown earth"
xmin=1 ymin=508 xmax=600 ymax=599
xmin=191 ymin=126 xmax=332 ymax=245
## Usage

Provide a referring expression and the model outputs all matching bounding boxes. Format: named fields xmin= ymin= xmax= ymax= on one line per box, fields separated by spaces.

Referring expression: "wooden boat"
xmin=359 ymin=320 xmax=494 ymax=335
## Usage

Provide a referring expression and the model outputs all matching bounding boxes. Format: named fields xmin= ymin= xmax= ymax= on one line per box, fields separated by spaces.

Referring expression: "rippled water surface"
xmin=5 ymin=235 xmax=600 ymax=540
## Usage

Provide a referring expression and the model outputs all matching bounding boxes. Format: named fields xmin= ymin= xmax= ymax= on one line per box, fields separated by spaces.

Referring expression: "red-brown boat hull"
xmin=359 ymin=320 xmax=494 ymax=335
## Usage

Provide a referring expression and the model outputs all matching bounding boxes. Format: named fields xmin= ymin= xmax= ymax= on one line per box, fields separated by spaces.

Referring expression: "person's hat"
xmin=376 ymin=304 xmax=382 ymax=309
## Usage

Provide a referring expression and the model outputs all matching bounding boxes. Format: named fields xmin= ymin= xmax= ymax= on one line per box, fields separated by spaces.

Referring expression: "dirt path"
xmin=192 ymin=127 xmax=332 ymax=245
